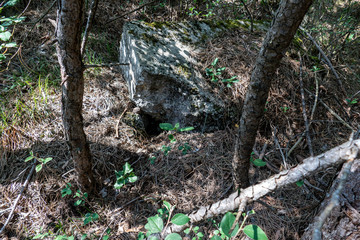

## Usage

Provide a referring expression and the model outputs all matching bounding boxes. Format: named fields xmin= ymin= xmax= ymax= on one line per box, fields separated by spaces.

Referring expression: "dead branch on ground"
xmin=162 ymin=138 xmax=360 ymax=236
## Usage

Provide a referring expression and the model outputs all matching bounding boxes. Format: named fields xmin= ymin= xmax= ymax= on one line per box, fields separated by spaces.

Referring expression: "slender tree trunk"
xmin=233 ymin=0 xmax=314 ymax=189
xmin=56 ymin=0 xmax=95 ymax=193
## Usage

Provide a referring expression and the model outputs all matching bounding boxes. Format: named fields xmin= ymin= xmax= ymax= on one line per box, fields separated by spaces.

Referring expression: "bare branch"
xmin=312 ymin=158 xmax=355 ymax=240
xmin=162 ymin=139 xmax=360 ymax=236
xmin=0 ymin=159 xmax=36 ymax=235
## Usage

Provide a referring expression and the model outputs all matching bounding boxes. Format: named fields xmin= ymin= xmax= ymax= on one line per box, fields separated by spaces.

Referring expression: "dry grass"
xmin=1 ymin=0 xmax=359 ymax=239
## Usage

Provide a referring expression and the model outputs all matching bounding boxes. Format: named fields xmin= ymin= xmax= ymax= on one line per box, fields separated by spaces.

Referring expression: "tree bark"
xmin=56 ymin=0 xmax=95 ymax=193
xmin=233 ymin=0 xmax=314 ymax=189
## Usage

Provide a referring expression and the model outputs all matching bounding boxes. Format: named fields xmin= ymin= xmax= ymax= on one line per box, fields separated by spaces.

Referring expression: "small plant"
xmin=114 ymin=162 xmax=138 ymax=189
xmin=346 ymin=98 xmax=358 ymax=105
xmin=178 ymin=143 xmax=191 ymax=155
xmin=0 ymin=15 xmax=25 ymax=63
xmin=205 ymin=58 xmax=239 ymax=87
xmin=211 ymin=211 xmax=268 ymax=240
xmin=138 ymin=201 xmax=191 ymax=240
xmin=280 ymin=106 xmax=289 ymax=113
xmin=250 ymin=152 xmax=266 ymax=167
xmin=158 ymin=122 xmax=194 ymax=157
xmin=184 ymin=226 xmax=204 ymax=240
xmin=24 ymin=151 xmax=53 ymax=172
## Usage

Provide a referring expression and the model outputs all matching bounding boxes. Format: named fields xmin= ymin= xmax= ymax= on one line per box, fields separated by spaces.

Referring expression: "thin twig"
xmin=312 ymin=158 xmax=355 ymax=240
xmin=230 ymin=197 xmax=249 ymax=239
xmin=300 ymin=27 xmax=347 ymax=96
xmin=115 ymin=107 xmax=129 ymax=138
xmin=239 ymin=0 xmax=253 ymax=32
xmin=0 ymin=159 xmax=36 ymax=235
xmin=272 ymin=126 xmax=287 ymax=169
xmin=298 ymin=53 xmax=314 ymax=156
xmin=305 ymin=88 xmax=354 ymax=131
xmin=81 ymin=0 xmax=99 ymax=56
xmin=105 ymin=0 xmax=157 ymax=25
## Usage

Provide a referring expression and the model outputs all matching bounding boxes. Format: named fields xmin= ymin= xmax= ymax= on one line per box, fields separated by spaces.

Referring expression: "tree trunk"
xmin=233 ymin=0 xmax=314 ymax=189
xmin=56 ymin=0 xmax=95 ymax=193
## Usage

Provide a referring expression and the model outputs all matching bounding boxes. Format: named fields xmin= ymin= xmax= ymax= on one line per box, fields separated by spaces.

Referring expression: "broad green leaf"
xmin=0 ymin=31 xmax=11 ymax=41
xmin=159 ymin=123 xmax=173 ymax=131
xmin=103 ymin=235 xmax=109 ymax=240
xmin=61 ymin=186 xmax=72 ymax=197
xmin=128 ymin=175 xmax=138 ymax=183
xmin=211 ymin=58 xmax=218 ymax=66
xmin=171 ymin=213 xmax=190 ymax=225
xmin=184 ymin=228 xmax=191 ymax=234
xmin=243 ymin=224 xmax=268 ymax=240
xmin=137 ymin=232 xmax=146 ymax=240
xmin=220 ymin=212 xmax=235 ymax=237
xmin=168 ymin=134 xmax=176 ymax=142
xmin=179 ymin=126 xmax=194 ymax=132
xmin=231 ymin=223 xmax=239 ymax=237
xmin=165 ymin=233 xmax=182 ymax=240
xmin=163 ymin=201 xmax=172 ymax=211
xmin=74 ymin=199 xmax=82 ymax=206
xmin=0 ymin=54 xmax=5 ymax=61
xmin=251 ymin=158 xmax=267 ymax=167
xmin=24 ymin=155 xmax=34 ymax=162
xmin=42 ymin=157 xmax=53 ymax=164
xmin=145 ymin=216 xmax=164 ymax=234
xmin=296 ymin=180 xmax=304 ymax=187
xmin=193 ymin=226 xmax=199 ymax=232
xmin=211 ymin=236 xmax=222 ymax=240
xmin=174 ymin=123 xmax=180 ymax=130
xmin=4 ymin=42 xmax=16 ymax=48
xmin=81 ymin=234 xmax=87 ymax=240
xmin=36 ymin=164 xmax=43 ymax=172
xmin=4 ymin=0 xmax=21 ymax=7
xmin=123 ymin=162 xmax=132 ymax=174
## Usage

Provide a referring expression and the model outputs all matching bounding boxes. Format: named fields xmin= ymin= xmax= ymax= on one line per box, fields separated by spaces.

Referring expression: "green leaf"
xmin=251 ymin=158 xmax=267 ymax=167
xmin=128 ymin=175 xmax=138 ymax=183
xmin=24 ymin=155 xmax=34 ymax=162
xmin=61 ymin=187 xmax=72 ymax=197
xmin=103 ymin=235 xmax=109 ymax=240
xmin=4 ymin=0 xmax=21 ymax=7
xmin=145 ymin=216 xmax=164 ymax=234
xmin=296 ymin=180 xmax=304 ymax=187
xmin=74 ymin=199 xmax=83 ymax=206
xmin=81 ymin=234 xmax=87 ymax=240
xmin=4 ymin=42 xmax=16 ymax=48
xmin=165 ymin=233 xmax=182 ymax=240
xmin=123 ymin=162 xmax=133 ymax=174
xmin=211 ymin=58 xmax=218 ymax=66
xmin=36 ymin=164 xmax=43 ymax=172
xmin=193 ymin=226 xmax=199 ymax=232
xmin=41 ymin=157 xmax=53 ymax=164
xmin=137 ymin=232 xmax=146 ymax=240
xmin=243 ymin=224 xmax=268 ymax=240
xmin=171 ymin=213 xmax=190 ymax=225
xmin=159 ymin=123 xmax=173 ymax=131
xmin=163 ymin=201 xmax=172 ymax=211
xmin=220 ymin=212 xmax=235 ymax=237
xmin=184 ymin=228 xmax=191 ymax=234
xmin=0 ymin=54 xmax=6 ymax=61
xmin=211 ymin=236 xmax=222 ymax=240
xmin=0 ymin=31 xmax=11 ymax=41
xmin=179 ymin=126 xmax=194 ymax=132
xmin=174 ymin=123 xmax=180 ymax=130
xmin=168 ymin=134 xmax=176 ymax=142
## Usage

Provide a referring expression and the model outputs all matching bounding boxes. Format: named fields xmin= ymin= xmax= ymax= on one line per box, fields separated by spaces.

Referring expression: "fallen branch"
xmin=84 ymin=63 xmax=129 ymax=69
xmin=312 ymin=158 xmax=354 ymax=240
xmin=162 ymin=138 xmax=360 ymax=236
xmin=0 ymin=159 xmax=36 ymax=235
xmin=81 ymin=0 xmax=99 ymax=56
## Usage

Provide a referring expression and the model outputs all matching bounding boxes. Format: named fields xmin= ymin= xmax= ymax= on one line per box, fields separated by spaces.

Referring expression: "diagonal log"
xmin=162 ymin=139 xmax=360 ymax=236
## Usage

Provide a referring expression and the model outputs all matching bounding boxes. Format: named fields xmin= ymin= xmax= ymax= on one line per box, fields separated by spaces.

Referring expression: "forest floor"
xmin=1 ymin=1 xmax=360 ymax=239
